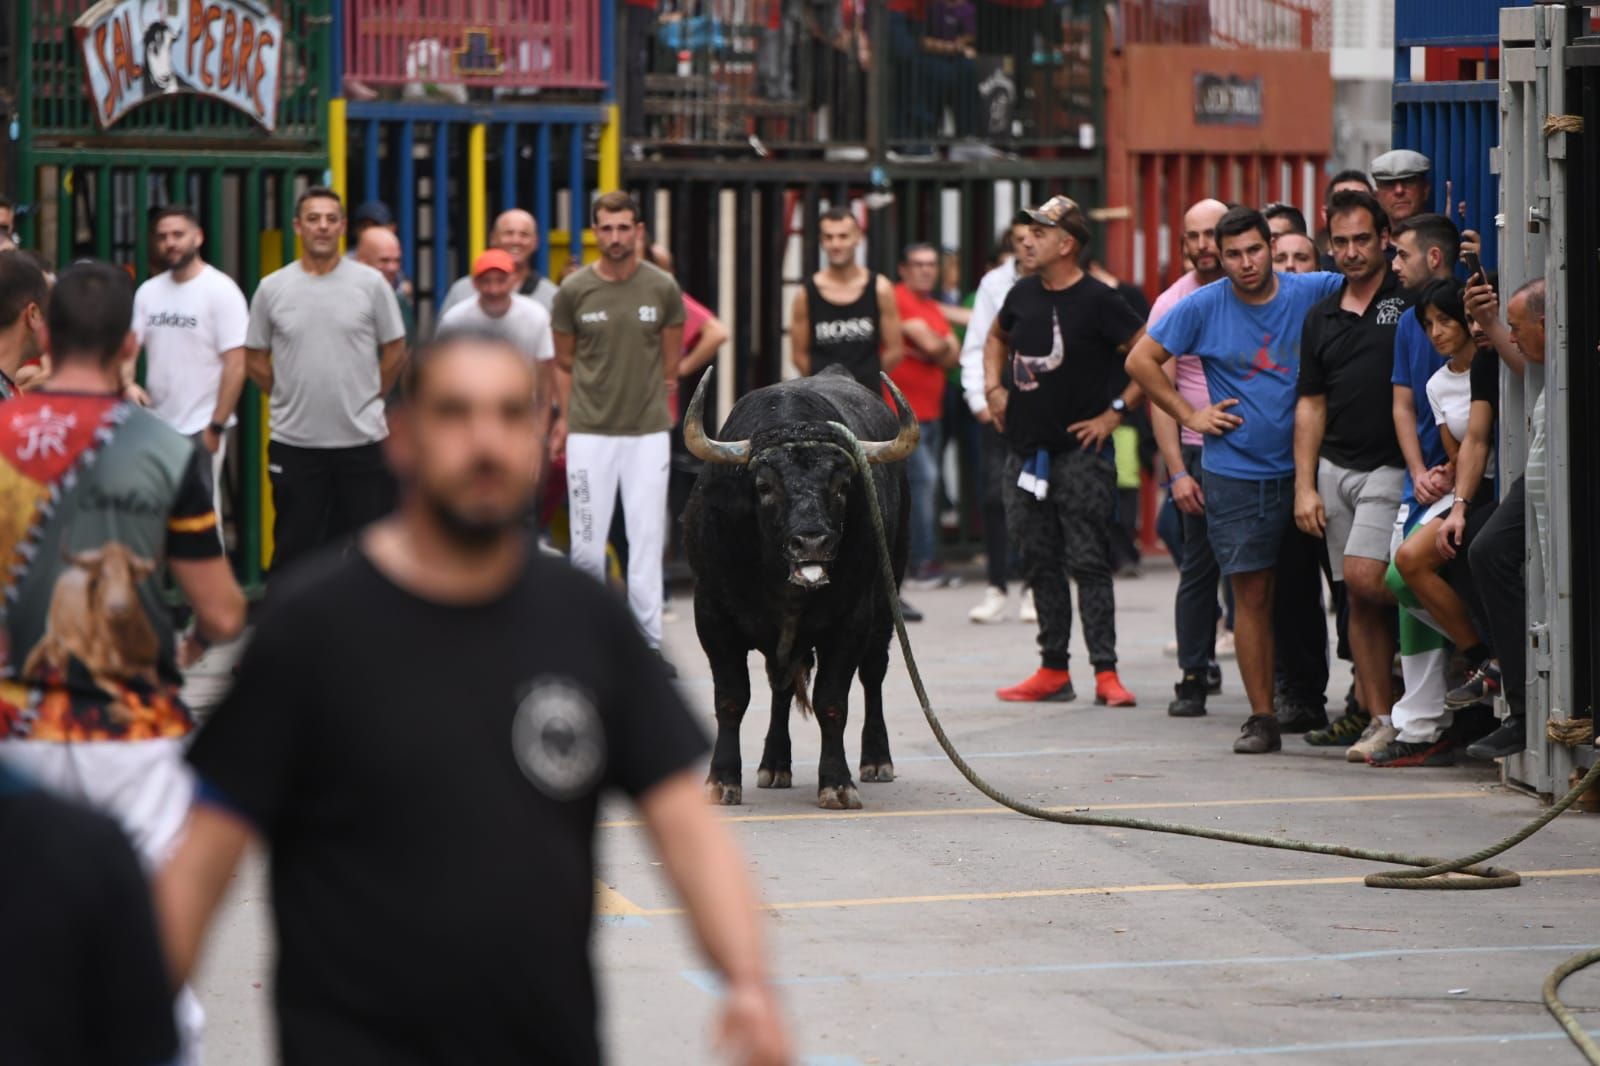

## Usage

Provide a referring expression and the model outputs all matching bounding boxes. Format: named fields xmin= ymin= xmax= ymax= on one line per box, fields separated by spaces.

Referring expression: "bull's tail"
xmin=790 ymin=654 xmax=815 ymax=718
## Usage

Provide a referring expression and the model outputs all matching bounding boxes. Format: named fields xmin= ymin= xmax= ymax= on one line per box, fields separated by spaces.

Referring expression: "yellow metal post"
xmin=329 ymin=97 xmax=348 ymax=252
xmin=468 ymin=124 xmax=488 ymax=261
xmin=599 ymin=104 xmax=621 ymax=193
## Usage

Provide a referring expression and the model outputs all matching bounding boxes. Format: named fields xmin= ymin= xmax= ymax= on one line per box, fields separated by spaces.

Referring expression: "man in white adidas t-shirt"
xmin=133 ymin=204 xmax=249 ymax=515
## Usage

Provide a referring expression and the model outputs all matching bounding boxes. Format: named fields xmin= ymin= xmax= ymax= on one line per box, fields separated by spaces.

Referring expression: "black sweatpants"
xmin=1273 ymin=525 xmax=1330 ymax=708
xmin=268 ymin=440 xmax=396 ymax=573
xmin=1003 ymin=448 xmax=1117 ymax=672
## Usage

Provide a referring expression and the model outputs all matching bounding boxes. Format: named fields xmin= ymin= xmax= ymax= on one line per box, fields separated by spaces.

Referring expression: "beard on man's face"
xmin=165 ymin=246 xmax=199 ymax=272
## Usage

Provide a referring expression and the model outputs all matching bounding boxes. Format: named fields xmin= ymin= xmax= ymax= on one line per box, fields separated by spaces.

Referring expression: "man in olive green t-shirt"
xmin=551 ymin=192 xmax=685 ymax=655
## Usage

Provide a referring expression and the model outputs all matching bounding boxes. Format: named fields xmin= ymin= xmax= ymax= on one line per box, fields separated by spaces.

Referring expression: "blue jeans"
xmin=906 ymin=418 xmax=942 ymax=571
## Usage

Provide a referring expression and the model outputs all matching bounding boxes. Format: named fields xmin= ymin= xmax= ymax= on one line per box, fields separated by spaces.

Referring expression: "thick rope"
xmin=828 ymin=423 xmax=1600 ymax=1061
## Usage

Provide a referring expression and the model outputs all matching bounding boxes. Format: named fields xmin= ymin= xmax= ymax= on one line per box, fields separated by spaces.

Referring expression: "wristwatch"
xmin=1109 ymin=398 xmax=1128 ymax=416
xmin=207 ymin=421 xmax=226 ymax=436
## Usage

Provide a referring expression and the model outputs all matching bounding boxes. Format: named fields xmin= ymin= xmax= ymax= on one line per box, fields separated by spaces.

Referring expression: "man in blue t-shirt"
xmin=1127 ymin=206 xmax=1341 ymax=755
xmin=1389 ymin=213 xmax=1460 ymax=511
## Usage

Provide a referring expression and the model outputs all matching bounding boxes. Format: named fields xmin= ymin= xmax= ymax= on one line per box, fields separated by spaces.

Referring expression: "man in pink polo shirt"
xmin=1148 ymin=199 xmax=1228 ymax=718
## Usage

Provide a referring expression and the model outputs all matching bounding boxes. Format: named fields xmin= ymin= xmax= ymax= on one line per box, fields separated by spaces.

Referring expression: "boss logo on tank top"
xmin=814 ymin=316 xmax=876 ymax=344
xmin=511 ymin=677 xmax=607 ymax=800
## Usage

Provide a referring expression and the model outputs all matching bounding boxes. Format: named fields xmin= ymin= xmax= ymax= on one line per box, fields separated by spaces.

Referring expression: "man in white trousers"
xmin=550 ymin=191 xmax=684 ymax=670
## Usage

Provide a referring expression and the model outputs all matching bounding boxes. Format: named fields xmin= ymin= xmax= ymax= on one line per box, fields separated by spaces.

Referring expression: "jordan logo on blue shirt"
xmin=1243 ymin=333 xmax=1289 ymax=381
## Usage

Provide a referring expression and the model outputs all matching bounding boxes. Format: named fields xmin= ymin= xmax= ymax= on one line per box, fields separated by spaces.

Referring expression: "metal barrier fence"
xmin=637 ymin=0 xmax=1104 ymax=154
xmin=1119 ymin=0 xmax=1331 ymax=50
xmin=1395 ymin=0 xmax=1532 ymax=44
xmin=344 ymin=103 xmax=605 ymax=330
xmin=342 ymin=0 xmax=604 ymax=91
xmin=1495 ymin=2 xmax=1591 ymax=796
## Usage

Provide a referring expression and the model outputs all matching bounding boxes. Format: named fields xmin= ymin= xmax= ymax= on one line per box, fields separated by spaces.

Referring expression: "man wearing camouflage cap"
xmin=981 ymin=196 xmax=1146 ymax=708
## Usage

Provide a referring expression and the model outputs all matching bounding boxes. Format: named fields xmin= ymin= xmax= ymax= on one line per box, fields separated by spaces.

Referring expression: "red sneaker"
xmin=996 ymin=668 xmax=1076 ymax=703
xmin=1094 ymin=670 xmax=1137 ymax=707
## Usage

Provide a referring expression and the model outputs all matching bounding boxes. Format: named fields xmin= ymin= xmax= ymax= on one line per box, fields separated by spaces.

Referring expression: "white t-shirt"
xmin=1425 ymin=361 xmax=1473 ymax=445
xmin=438 ymin=294 xmax=554 ymax=363
xmin=132 ymin=264 xmax=249 ymax=435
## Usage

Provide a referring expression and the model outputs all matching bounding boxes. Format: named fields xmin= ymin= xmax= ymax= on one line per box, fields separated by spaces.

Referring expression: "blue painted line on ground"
xmin=991 ymin=1028 xmax=1600 ymax=1065
xmin=800 ymin=1057 xmax=865 ymax=1066
xmin=681 ymin=944 xmax=1589 ymax=993
xmin=594 ymin=915 xmax=649 ymax=928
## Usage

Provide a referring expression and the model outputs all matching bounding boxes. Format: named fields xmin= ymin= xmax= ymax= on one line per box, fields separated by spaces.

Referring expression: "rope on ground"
xmin=829 ymin=421 xmax=1600 ymax=1064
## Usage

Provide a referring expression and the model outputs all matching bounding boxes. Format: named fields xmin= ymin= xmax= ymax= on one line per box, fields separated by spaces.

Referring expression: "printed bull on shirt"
xmin=0 ymin=395 xmax=221 ymax=742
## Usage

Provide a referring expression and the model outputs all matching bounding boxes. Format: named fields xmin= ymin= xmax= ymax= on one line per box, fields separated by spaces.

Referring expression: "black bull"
xmin=681 ymin=365 xmax=917 ymax=809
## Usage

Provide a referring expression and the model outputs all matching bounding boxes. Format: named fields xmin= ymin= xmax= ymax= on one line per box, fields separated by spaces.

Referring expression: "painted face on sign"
xmin=141 ymin=14 xmax=178 ymax=94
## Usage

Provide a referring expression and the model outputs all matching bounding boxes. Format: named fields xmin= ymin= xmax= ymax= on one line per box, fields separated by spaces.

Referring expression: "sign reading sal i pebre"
xmin=74 ymin=0 xmax=283 ymax=131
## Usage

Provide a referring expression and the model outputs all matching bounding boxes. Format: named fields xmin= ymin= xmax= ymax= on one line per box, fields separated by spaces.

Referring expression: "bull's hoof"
xmin=816 ymin=784 xmax=863 ymax=810
xmin=859 ymin=762 xmax=895 ymax=783
xmin=756 ymin=767 xmax=793 ymax=789
xmin=706 ymin=781 xmax=743 ymax=806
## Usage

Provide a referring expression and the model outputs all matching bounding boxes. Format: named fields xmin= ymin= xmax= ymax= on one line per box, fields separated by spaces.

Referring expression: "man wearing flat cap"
xmin=982 ymin=195 xmax=1146 ymax=708
xmin=1370 ymin=149 xmax=1432 ymax=225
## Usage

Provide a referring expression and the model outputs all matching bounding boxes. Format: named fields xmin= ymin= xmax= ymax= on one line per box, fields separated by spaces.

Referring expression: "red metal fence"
xmin=343 ymin=0 xmax=603 ymax=89
xmin=1120 ymin=0 xmax=1331 ymax=51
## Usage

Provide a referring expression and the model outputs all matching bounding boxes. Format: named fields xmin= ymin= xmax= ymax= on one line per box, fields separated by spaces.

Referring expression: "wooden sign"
xmin=75 ymin=0 xmax=284 ymax=131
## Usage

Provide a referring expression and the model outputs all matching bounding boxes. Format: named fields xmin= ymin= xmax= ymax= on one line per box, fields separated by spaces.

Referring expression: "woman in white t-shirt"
xmin=1389 ymin=280 xmax=1502 ymax=749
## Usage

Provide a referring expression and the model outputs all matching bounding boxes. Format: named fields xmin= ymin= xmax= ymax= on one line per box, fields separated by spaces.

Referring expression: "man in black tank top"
xmin=791 ymin=207 xmax=902 ymax=393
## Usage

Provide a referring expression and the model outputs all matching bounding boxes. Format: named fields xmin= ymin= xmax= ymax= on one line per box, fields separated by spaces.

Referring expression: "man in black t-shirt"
xmin=982 ymin=196 xmax=1146 ymax=707
xmin=158 ymin=330 xmax=791 ymax=1066
xmin=0 ymin=763 xmax=178 ymax=1066
xmin=1292 ymin=190 xmax=1411 ymax=746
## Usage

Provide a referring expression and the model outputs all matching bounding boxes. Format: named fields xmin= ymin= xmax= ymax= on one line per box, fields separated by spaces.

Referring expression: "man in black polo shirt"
xmin=1292 ymin=189 xmax=1411 ymax=746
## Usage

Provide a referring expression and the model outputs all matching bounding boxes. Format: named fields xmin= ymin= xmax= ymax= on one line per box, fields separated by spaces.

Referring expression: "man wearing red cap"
xmin=439 ymin=249 xmax=554 ymax=409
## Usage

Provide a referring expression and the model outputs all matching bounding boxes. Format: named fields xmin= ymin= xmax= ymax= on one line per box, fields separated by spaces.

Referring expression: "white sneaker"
xmin=1215 ymin=630 xmax=1236 ymax=660
xmin=1019 ymin=587 xmax=1038 ymax=625
xmin=968 ymin=586 xmax=1008 ymax=624
xmin=1347 ymin=718 xmax=1399 ymax=763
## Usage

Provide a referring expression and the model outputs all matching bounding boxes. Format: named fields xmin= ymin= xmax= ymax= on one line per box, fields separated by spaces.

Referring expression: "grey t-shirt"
xmin=438 ymin=272 xmax=559 ymax=320
xmin=551 ymin=262 xmax=685 ymax=436
xmin=438 ymin=294 xmax=554 ymax=364
xmin=246 ymin=258 xmax=405 ymax=448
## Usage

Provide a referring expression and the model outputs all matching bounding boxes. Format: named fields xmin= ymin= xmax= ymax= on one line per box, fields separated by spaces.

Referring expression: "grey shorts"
xmin=1317 ymin=458 xmax=1404 ymax=581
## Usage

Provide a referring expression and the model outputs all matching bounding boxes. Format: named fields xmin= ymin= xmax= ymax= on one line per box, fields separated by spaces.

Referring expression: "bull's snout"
xmin=786 ymin=532 xmax=834 ymax=561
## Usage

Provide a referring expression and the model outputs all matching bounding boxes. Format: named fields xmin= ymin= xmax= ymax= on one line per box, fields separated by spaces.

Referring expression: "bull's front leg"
xmin=699 ymin=609 xmax=753 ymax=805
xmin=811 ymin=645 xmax=861 ymax=810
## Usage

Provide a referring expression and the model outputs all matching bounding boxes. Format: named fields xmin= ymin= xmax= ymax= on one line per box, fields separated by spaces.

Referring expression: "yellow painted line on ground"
xmin=625 ymin=867 xmax=1600 ymax=918
xmin=594 ymin=879 xmax=649 ymax=917
xmin=598 ymin=790 xmax=1490 ymax=830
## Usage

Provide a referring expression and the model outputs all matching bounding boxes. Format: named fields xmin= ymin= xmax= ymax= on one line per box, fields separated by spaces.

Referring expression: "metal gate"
xmin=14 ymin=0 xmax=332 ymax=589
xmin=1496 ymin=2 xmax=1593 ymax=797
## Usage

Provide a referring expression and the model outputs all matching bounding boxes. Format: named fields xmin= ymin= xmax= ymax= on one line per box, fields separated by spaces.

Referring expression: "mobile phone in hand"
xmin=1463 ymin=251 xmax=1483 ymax=283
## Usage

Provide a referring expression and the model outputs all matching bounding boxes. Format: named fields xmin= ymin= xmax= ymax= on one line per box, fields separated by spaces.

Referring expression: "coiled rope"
xmin=828 ymin=422 xmax=1600 ymax=1063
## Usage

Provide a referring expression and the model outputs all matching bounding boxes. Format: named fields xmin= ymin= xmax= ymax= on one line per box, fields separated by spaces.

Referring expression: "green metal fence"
xmin=12 ymin=1 xmax=333 ymax=591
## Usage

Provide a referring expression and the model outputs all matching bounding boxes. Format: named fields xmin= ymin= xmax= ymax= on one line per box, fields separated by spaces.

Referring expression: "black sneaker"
xmin=1368 ymin=737 xmax=1457 ymax=767
xmin=1168 ymin=673 xmax=1208 ymax=718
xmin=898 ymin=598 xmax=924 ymax=623
xmin=1465 ymin=716 xmax=1526 ymax=760
xmin=1275 ymin=700 xmax=1329 ymax=734
xmin=1233 ymin=715 xmax=1282 ymax=754
xmin=1205 ymin=661 xmax=1223 ymax=696
xmin=1445 ymin=660 xmax=1502 ymax=710
xmin=1304 ymin=710 xmax=1371 ymax=747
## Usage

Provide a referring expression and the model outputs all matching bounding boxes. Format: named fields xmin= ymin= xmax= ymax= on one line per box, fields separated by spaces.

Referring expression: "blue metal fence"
xmin=1395 ymin=0 xmax=1531 ymax=47
xmin=1391 ymin=0 xmax=1520 ymax=269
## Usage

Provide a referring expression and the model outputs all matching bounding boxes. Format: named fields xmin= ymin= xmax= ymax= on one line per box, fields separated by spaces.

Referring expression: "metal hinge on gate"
xmin=1532 ymin=621 xmax=1554 ymax=671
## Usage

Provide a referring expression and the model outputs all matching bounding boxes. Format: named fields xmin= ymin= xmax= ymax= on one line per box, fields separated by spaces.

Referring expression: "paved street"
xmin=190 ymin=560 xmax=1599 ymax=1065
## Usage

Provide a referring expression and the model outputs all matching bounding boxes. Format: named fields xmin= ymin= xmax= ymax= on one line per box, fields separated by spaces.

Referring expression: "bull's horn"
xmin=682 ymin=369 xmax=751 ymax=465
xmin=860 ymin=375 xmax=921 ymax=464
